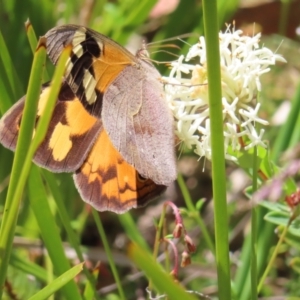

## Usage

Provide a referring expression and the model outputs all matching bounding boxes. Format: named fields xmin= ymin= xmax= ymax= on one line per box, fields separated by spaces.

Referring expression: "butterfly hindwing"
xmin=45 ymin=24 xmax=176 ymax=185
xmin=0 ymin=97 xmax=26 ymax=151
xmin=0 ymin=24 xmax=177 ymax=213
xmin=0 ymin=79 xmax=166 ymax=213
xmin=0 ymin=81 xmax=102 ymax=172
xmin=74 ymin=126 xmax=166 ymax=213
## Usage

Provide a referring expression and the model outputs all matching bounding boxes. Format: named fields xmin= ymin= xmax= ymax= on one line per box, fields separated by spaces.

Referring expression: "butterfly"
xmin=0 ymin=25 xmax=177 ymax=213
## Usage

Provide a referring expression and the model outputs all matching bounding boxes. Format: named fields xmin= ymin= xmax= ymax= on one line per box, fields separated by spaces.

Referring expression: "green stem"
xmin=25 ymin=19 xmax=50 ymax=82
xmin=202 ymin=1 xmax=231 ymax=299
xmin=272 ymin=82 xmax=300 ymax=161
xmin=92 ymin=209 xmax=125 ymax=300
xmin=43 ymin=171 xmax=100 ymax=299
xmin=177 ymin=174 xmax=215 ymax=254
xmin=148 ymin=204 xmax=167 ymax=291
xmin=153 ymin=205 xmax=167 ymax=260
xmin=0 ymin=39 xmax=46 ymax=297
xmin=0 ymin=43 xmax=73 ymax=299
xmin=257 ymin=221 xmax=290 ymax=293
xmin=251 ymin=147 xmax=258 ymax=300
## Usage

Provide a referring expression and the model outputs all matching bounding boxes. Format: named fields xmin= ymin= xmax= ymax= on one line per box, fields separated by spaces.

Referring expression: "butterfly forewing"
xmin=0 ymin=24 xmax=177 ymax=213
xmin=46 ymin=25 xmax=176 ymax=185
xmin=46 ymin=25 xmax=137 ymax=117
xmin=74 ymin=126 xmax=166 ymax=213
xmin=0 ymin=81 xmax=102 ymax=172
xmin=102 ymin=60 xmax=177 ymax=185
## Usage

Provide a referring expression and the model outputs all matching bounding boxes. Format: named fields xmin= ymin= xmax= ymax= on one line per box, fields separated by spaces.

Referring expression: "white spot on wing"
xmin=83 ymin=69 xmax=97 ymax=104
xmin=73 ymin=43 xmax=84 ymax=57
xmin=72 ymin=29 xmax=86 ymax=47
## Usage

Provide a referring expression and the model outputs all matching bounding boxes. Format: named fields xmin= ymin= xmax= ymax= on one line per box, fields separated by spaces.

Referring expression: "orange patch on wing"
xmin=49 ymin=99 xmax=97 ymax=162
xmin=102 ymin=43 xmax=134 ymax=65
xmin=81 ymin=128 xmax=138 ymax=202
xmin=94 ymin=44 xmax=135 ymax=93
xmin=65 ymin=99 xmax=97 ymax=134
xmin=74 ymin=126 xmax=166 ymax=212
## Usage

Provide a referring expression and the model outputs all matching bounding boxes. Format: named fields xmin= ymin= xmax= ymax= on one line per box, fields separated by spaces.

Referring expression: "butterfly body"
xmin=0 ymin=25 xmax=176 ymax=213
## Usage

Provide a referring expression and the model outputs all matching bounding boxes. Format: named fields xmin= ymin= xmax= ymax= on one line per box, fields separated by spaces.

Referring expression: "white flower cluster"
xmin=164 ymin=27 xmax=286 ymax=161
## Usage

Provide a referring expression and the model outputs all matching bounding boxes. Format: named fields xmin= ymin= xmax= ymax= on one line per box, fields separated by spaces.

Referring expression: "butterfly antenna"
xmin=146 ymin=33 xmax=198 ymax=47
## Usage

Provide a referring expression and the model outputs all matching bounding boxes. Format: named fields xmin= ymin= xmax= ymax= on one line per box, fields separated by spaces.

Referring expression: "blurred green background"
xmin=1 ymin=0 xmax=300 ymax=299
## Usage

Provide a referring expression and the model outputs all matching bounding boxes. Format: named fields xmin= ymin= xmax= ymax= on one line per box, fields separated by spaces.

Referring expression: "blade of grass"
xmin=148 ymin=203 xmax=167 ymax=292
xmin=45 ymin=254 xmax=54 ymax=300
xmin=112 ymin=0 xmax=156 ymax=41
xmin=122 ymin=0 xmax=156 ymax=26
xmin=153 ymin=0 xmax=204 ymax=67
xmin=271 ymin=82 xmax=300 ymax=161
xmin=83 ymin=263 xmax=100 ymax=300
xmin=42 ymin=170 xmax=100 ymax=300
xmin=25 ymin=19 xmax=40 ymax=56
xmin=28 ymin=263 xmax=84 ymax=300
xmin=0 ymin=38 xmax=47 ymax=298
xmin=25 ymin=19 xmax=50 ymax=82
xmin=10 ymin=252 xmax=48 ymax=282
xmin=0 ymin=42 xmax=74 ymax=299
xmin=0 ymin=29 xmax=24 ymax=99
xmin=257 ymin=222 xmax=290 ymax=293
xmin=177 ymin=174 xmax=215 ymax=254
xmin=92 ymin=209 xmax=125 ymax=300
xmin=28 ymin=166 xmax=81 ymax=299
xmin=251 ymin=147 xmax=258 ymax=300
xmin=128 ymin=243 xmax=197 ymax=300
xmin=0 ymin=149 xmax=13 ymax=205
xmin=217 ymin=0 xmax=239 ymax=25
xmin=118 ymin=213 xmax=150 ymax=251
xmin=0 ymin=71 xmax=14 ymax=114
xmin=90 ymin=0 xmax=107 ymax=25
xmin=202 ymin=0 xmax=231 ymax=299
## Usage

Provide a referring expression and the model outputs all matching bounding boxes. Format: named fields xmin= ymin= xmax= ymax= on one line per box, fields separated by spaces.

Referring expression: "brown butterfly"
xmin=0 ymin=25 xmax=177 ymax=213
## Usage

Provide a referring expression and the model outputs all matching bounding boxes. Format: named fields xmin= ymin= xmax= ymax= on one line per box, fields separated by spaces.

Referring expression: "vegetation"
xmin=0 ymin=0 xmax=299 ymax=299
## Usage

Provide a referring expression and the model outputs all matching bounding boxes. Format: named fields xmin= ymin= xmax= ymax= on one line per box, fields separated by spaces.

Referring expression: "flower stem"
xmin=177 ymin=174 xmax=215 ymax=254
xmin=257 ymin=222 xmax=289 ymax=293
xmin=202 ymin=1 xmax=231 ymax=299
xmin=148 ymin=203 xmax=167 ymax=291
xmin=251 ymin=146 xmax=258 ymax=300
xmin=91 ymin=209 xmax=125 ymax=300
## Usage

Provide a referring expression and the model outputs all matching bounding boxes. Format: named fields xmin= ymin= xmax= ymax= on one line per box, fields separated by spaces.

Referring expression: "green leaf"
xmin=237 ymin=146 xmax=266 ymax=170
xmin=259 ymin=200 xmax=290 ymax=214
xmin=264 ymin=211 xmax=290 ymax=226
xmin=195 ymin=199 xmax=206 ymax=211
xmin=10 ymin=252 xmax=48 ymax=283
xmin=25 ymin=19 xmax=50 ymax=82
xmin=290 ymin=257 xmax=300 ymax=274
xmin=128 ymin=243 xmax=198 ymax=300
xmin=28 ymin=263 xmax=84 ymax=300
xmin=83 ymin=263 xmax=100 ymax=300
xmin=42 ymin=170 xmax=99 ymax=299
xmin=0 ymin=28 xmax=23 ymax=101
xmin=0 ymin=38 xmax=47 ymax=293
xmin=28 ymin=166 xmax=82 ymax=299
